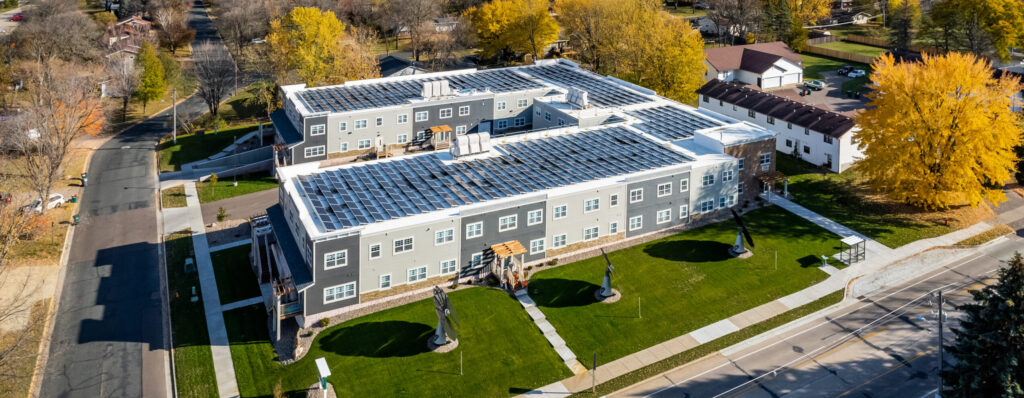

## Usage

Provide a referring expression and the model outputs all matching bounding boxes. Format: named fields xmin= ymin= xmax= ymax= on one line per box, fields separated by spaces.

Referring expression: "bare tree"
xmin=13 ymin=2 xmax=102 ymax=64
xmin=193 ymin=41 xmax=235 ymax=116
xmin=421 ymin=27 xmax=458 ymax=71
xmin=218 ymin=0 xmax=272 ymax=53
xmin=105 ymin=55 xmax=140 ymax=122
xmin=154 ymin=3 xmax=196 ymax=55
xmin=394 ymin=0 xmax=442 ymax=62
xmin=706 ymin=0 xmax=763 ymax=45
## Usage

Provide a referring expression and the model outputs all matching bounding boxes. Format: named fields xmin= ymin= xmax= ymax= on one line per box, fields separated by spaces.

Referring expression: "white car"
xmin=847 ymin=69 xmax=867 ymax=78
xmin=25 ymin=193 xmax=65 ymax=213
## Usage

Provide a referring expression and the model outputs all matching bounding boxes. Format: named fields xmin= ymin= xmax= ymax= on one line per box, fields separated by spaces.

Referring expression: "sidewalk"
xmin=520 ymin=196 xmax=1005 ymax=397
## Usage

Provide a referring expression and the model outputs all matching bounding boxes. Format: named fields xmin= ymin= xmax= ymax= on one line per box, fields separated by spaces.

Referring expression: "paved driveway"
xmin=773 ymin=72 xmax=870 ymax=116
xmin=0 ymin=7 xmax=25 ymax=35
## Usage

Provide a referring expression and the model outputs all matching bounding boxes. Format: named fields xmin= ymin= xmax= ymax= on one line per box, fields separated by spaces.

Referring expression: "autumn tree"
xmin=921 ymin=0 xmax=1024 ymax=62
xmin=135 ymin=42 xmax=166 ymax=113
xmin=266 ymin=7 xmax=380 ymax=86
xmin=242 ymin=79 xmax=279 ymax=120
xmin=942 ymin=252 xmax=1024 ymax=396
xmin=786 ymin=0 xmax=830 ymax=25
xmin=556 ymin=0 xmax=613 ymax=70
xmin=856 ymin=52 xmax=1023 ymax=210
xmin=466 ymin=0 xmax=558 ymax=63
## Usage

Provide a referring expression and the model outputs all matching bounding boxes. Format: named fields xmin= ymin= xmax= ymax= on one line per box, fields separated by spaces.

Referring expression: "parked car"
xmin=804 ymin=80 xmax=827 ymax=91
xmin=9 ymin=14 xmax=24 ymax=22
xmin=24 ymin=193 xmax=65 ymax=213
xmin=837 ymin=65 xmax=854 ymax=75
xmin=847 ymin=69 xmax=867 ymax=78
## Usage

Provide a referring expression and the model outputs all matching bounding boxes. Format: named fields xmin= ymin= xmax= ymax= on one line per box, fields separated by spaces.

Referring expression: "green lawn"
xmin=814 ymin=41 xmax=887 ymax=58
xmin=776 ymin=152 xmax=991 ymax=248
xmin=197 ymin=172 xmax=278 ymax=203
xmin=165 ymin=231 xmax=218 ymax=398
xmin=800 ymin=53 xmax=873 ymax=93
xmin=226 ymin=288 xmax=572 ymax=397
xmin=158 ymin=124 xmax=259 ymax=172
xmin=162 ymin=185 xmax=187 ymax=208
xmin=216 ymin=86 xmax=267 ymax=125
xmin=530 ymin=206 xmax=841 ymax=365
xmin=664 ymin=4 xmax=707 ymax=18
xmin=211 ymin=245 xmax=261 ymax=305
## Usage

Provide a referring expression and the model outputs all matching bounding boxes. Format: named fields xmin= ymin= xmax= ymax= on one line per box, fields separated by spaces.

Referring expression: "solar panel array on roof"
xmin=522 ymin=64 xmax=653 ymax=107
xmin=295 ymin=127 xmax=689 ymax=230
xmin=297 ymin=69 xmax=546 ymax=113
xmin=626 ymin=106 xmax=725 ymax=140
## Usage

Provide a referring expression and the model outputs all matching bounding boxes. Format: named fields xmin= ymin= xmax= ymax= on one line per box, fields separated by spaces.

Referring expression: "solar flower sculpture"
xmin=729 ymin=209 xmax=756 ymax=258
xmin=432 ymin=286 xmax=460 ymax=346
xmin=599 ymin=248 xmax=615 ymax=298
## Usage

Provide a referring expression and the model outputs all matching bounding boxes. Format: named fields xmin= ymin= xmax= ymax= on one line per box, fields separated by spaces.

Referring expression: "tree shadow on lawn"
xmin=643 ymin=240 xmax=733 ymax=262
xmin=530 ymin=278 xmax=601 ymax=308
xmin=317 ymin=321 xmax=434 ymax=358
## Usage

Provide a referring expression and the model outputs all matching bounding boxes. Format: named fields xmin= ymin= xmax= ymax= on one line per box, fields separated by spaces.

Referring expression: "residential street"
xmin=613 ymin=234 xmax=1022 ymax=398
xmin=39 ymin=1 xmax=237 ymax=396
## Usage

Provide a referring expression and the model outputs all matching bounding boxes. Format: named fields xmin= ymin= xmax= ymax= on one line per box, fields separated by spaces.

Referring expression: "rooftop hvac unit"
xmin=567 ymin=87 xmax=590 ymax=109
xmin=422 ymin=80 xmax=452 ymax=99
xmin=451 ymin=132 xmax=492 ymax=158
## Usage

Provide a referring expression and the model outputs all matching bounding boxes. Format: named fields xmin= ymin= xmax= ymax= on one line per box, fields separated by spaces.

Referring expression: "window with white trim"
xmin=310 ymin=124 xmax=325 ymax=136
xmin=558 ymin=118 xmax=565 ymax=126
xmin=584 ymin=198 xmax=599 ymax=212
xmin=415 ymin=111 xmax=428 ymax=121
xmin=823 ymin=135 xmax=834 ymax=144
xmin=552 ymin=234 xmax=567 ymax=248
xmin=324 ymin=282 xmax=355 ymax=303
xmin=435 ymin=228 xmax=454 ymax=245
xmin=497 ymin=119 xmax=509 ymax=129
xmin=609 ymin=194 xmax=619 ymax=207
xmin=657 ymin=183 xmax=672 ymax=197
xmin=397 ymin=134 xmax=409 ymax=144
xmin=583 ymin=226 xmax=599 ymax=241
xmin=679 ymin=205 xmax=688 ymax=218
xmin=700 ymin=200 xmax=715 ymax=212
xmin=609 ymin=222 xmax=618 ymax=234
xmin=355 ymin=119 xmax=367 ymax=129
xmin=379 ymin=274 xmax=391 ymax=289
xmin=544 ymin=112 xmax=552 ymax=121
xmin=528 ymin=209 xmax=543 ymax=225
xmin=497 ymin=101 xmax=507 ymax=110
xmin=529 ymin=238 xmax=545 ymax=254
xmin=629 ymin=188 xmax=643 ymax=203
xmin=357 ymin=139 xmax=371 ymax=149
xmin=375 ymin=117 xmax=383 ymax=126
xmin=498 ymin=215 xmax=517 ymax=231
xmin=369 ymin=243 xmax=381 ymax=259
xmin=466 ymin=222 xmax=482 ymax=239
xmin=340 ymin=142 xmax=349 ymax=151
xmin=657 ymin=209 xmax=671 ymax=224
xmin=748 ymin=109 xmax=756 ymax=118
xmin=738 ymin=158 xmax=744 ymax=170
xmin=738 ymin=181 xmax=745 ymax=195
xmin=629 ymin=215 xmax=643 ymax=231
xmin=324 ymin=250 xmax=347 ymax=269
xmin=680 ymin=178 xmax=689 ymax=192
xmin=397 ymin=114 xmax=408 ymax=124
xmin=720 ymin=197 xmax=727 ymax=208
xmin=702 ymin=174 xmax=715 ymax=186
xmin=517 ymin=99 xmax=528 ymax=108
xmin=408 ymin=266 xmax=427 ymax=282
xmin=456 ymin=125 xmax=466 ymax=134
xmin=760 ymin=153 xmax=772 ymax=167
xmin=441 ymin=259 xmax=457 ymax=274
xmin=459 ymin=105 xmax=470 ymax=116
xmin=393 ymin=237 xmax=413 ymax=254
xmin=304 ymin=146 xmax=325 ymax=157
xmin=723 ymin=169 xmax=734 ymax=182
xmin=440 ymin=108 xmax=452 ymax=119
xmin=514 ymin=117 xmax=525 ymax=127
xmin=469 ymin=253 xmax=483 ymax=268
xmin=339 ymin=122 xmax=348 ymax=131
xmin=553 ymin=205 xmax=567 ymax=219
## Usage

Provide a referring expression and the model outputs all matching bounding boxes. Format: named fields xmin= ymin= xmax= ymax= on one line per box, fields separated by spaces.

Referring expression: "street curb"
xmin=156 ymin=148 xmax=177 ymax=398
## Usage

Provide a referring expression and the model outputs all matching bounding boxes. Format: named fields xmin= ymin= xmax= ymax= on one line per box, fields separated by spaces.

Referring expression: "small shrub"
xmin=450 ymin=281 xmax=459 ymax=289
xmin=485 ymin=274 xmax=499 ymax=287
xmin=217 ymin=206 xmax=228 ymax=222
xmin=319 ymin=318 xmax=330 ymax=328
xmin=547 ymin=259 xmax=558 ymax=266
xmin=526 ymin=266 xmax=533 ymax=271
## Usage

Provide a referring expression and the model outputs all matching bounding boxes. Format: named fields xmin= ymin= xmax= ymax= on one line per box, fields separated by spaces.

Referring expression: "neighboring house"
xmin=832 ymin=0 xmax=854 ymax=11
xmin=258 ymin=59 xmax=779 ymax=329
xmin=851 ymin=12 xmax=871 ymax=24
xmin=433 ymin=17 xmax=459 ymax=32
xmin=698 ymin=79 xmax=862 ymax=173
xmin=107 ymin=15 xmax=150 ymax=50
xmin=704 ymin=42 xmax=804 ymax=91
xmin=378 ymin=55 xmax=427 ymax=78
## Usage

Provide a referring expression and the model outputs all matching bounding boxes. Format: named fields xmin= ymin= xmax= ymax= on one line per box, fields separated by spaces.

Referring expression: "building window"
xmin=416 ymin=131 xmax=425 ymax=140
xmin=440 ymin=108 xmax=453 ymax=119
xmin=703 ymin=95 xmax=709 ymax=103
xmin=304 ymin=146 xmax=325 ymax=157
xmin=397 ymin=114 xmax=408 ymax=124
xmin=657 ymin=209 xmax=671 ymax=224
xmin=393 ymin=237 xmax=413 ymax=254
xmin=804 ymin=127 xmax=810 ymax=135
xmin=727 ymin=194 xmax=736 ymax=206
xmin=518 ymin=99 xmax=528 ymax=107
xmin=760 ymin=153 xmax=772 ymax=167
xmin=544 ymin=112 xmax=552 ymax=121
xmin=459 ymin=105 xmax=470 ymax=116
xmin=355 ymin=119 xmax=367 ymax=129
xmin=380 ymin=274 xmax=391 ymax=289
xmin=558 ymin=118 xmax=565 ymax=126
xmin=609 ymin=222 xmax=618 ymax=234
xmin=738 ymin=159 xmax=744 ymax=170
xmin=324 ymin=282 xmax=356 ymax=303
xmin=497 ymin=101 xmax=507 ymax=110
xmin=803 ymin=145 xmax=810 ymax=154
xmin=456 ymin=125 xmax=467 ymax=134
xmin=738 ymin=181 xmax=745 ymax=195
xmin=397 ymin=134 xmax=409 ymax=144
xmin=679 ymin=205 xmax=688 ymax=218
xmin=748 ymin=110 xmax=756 ymax=118
xmin=415 ymin=111 xmax=428 ymax=122
xmin=720 ymin=197 xmax=727 ymax=208
xmin=528 ymin=209 xmax=543 ymax=225
xmin=310 ymin=124 xmax=325 ymax=136
xmin=787 ymin=122 xmax=792 ymax=129
xmin=497 ymin=120 xmax=509 ymax=129
xmin=324 ymin=250 xmax=347 ymax=269
xmin=719 ymin=99 xmax=723 ymax=107
xmin=584 ymin=198 xmax=600 ymax=212
xmin=553 ymin=234 xmax=567 ymax=248
xmin=369 ymin=243 xmax=381 ymax=259
xmin=583 ymin=226 xmax=599 ymax=241
xmin=469 ymin=253 xmax=483 ymax=268
xmin=785 ymin=139 xmax=792 ymax=147
xmin=435 ymin=228 xmax=454 ymax=245
xmin=823 ymin=135 xmax=834 ymax=144
xmin=499 ymin=215 xmax=517 ymax=231
xmin=408 ymin=266 xmax=427 ymax=282
xmin=702 ymin=174 xmax=715 ymax=186
xmin=514 ymin=117 xmax=525 ymax=127
xmin=340 ymin=142 xmax=349 ymax=151
xmin=629 ymin=216 xmax=643 ymax=231
xmin=339 ymin=122 xmax=347 ymax=131
xmin=553 ymin=205 xmax=567 ymax=219
xmin=441 ymin=259 xmax=457 ymax=274
xmin=679 ymin=178 xmax=689 ymax=192
xmin=466 ymin=222 xmax=482 ymax=239
xmin=357 ymin=139 xmax=371 ymax=149
xmin=723 ymin=169 xmax=734 ymax=182
xmin=657 ymin=183 xmax=672 ymax=197
xmin=375 ymin=117 xmax=383 ymax=126
xmin=629 ymin=188 xmax=643 ymax=203
xmin=530 ymin=238 xmax=545 ymax=254
xmin=700 ymin=200 xmax=714 ymax=212
xmin=732 ymin=104 xmax=737 ymax=111
xmin=610 ymin=194 xmax=619 ymax=207
xmin=767 ymin=116 xmax=775 ymax=125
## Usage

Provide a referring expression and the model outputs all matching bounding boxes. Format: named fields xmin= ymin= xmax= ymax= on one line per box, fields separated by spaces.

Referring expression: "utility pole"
xmin=937 ymin=290 xmax=944 ymax=395
xmin=172 ymin=87 xmax=177 ymax=144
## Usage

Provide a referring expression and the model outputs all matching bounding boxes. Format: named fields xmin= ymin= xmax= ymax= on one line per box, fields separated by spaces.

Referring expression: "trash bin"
xmin=72 ymin=214 xmax=80 ymax=225
xmin=70 ymin=194 xmax=77 ymax=203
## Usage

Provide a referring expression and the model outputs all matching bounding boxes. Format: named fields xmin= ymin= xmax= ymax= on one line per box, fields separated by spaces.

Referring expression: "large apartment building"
xmin=255 ymin=60 xmax=779 ymax=329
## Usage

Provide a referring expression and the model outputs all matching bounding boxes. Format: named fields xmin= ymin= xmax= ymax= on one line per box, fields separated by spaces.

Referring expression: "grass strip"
xmin=162 ymin=185 xmax=187 ymax=208
xmin=953 ymin=225 xmax=1014 ymax=247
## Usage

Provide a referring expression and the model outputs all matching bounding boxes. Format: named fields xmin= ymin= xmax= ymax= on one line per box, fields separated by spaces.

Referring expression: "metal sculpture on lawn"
xmin=729 ymin=209 xmax=756 ymax=258
xmin=599 ymin=248 xmax=615 ymax=298
xmin=432 ymin=286 xmax=460 ymax=347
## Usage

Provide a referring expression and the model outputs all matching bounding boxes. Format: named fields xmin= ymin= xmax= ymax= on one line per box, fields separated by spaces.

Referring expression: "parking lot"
xmin=771 ymin=71 xmax=871 ymax=116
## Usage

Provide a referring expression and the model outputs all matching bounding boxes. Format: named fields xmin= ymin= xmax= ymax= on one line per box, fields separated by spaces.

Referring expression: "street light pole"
xmin=172 ymin=87 xmax=177 ymax=144
xmin=937 ymin=290 xmax=944 ymax=395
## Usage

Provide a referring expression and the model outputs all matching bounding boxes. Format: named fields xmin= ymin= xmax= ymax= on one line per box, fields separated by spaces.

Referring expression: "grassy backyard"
xmin=158 ymin=124 xmax=258 ymax=172
xmin=529 ymin=206 xmax=842 ymax=365
xmin=196 ymin=172 xmax=278 ymax=203
xmin=211 ymin=244 xmax=261 ymax=305
xmin=165 ymin=231 xmax=218 ymax=398
xmin=776 ymin=153 xmax=994 ymax=248
xmin=814 ymin=41 xmax=887 ymax=58
xmin=226 ymin=287 xmax=572 ymax=397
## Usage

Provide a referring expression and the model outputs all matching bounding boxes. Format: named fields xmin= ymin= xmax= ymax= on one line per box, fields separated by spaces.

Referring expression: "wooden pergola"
xmin=758 ymin=171 xmax=790 ymax=197
xmin=429 ymin=125 xmax=453 ymax=149
xmin=490 ymin=240 xmax=528 ymax=292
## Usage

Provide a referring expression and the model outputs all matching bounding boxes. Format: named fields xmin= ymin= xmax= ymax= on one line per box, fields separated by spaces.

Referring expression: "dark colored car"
xmin=837 ymin=65 xmax=854 ymax=75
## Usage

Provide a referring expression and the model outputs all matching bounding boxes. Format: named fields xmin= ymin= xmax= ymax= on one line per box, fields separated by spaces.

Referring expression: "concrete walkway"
xmin=221 ymin=296 xmax=263 ymax=312
xmin=515 ymin=291 xmax=588 ymax=375
xmin=182 ymin=182 xmax=241 ymax=398
xmin=209 ymin=239 xmax=251 ymax=253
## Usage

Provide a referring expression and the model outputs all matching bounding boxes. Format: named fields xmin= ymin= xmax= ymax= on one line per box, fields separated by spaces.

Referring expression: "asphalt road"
xmin=615 ymin=234 xmax=1022 ymax=398
xmin=40 ymin=2 xmax=236 ymax=397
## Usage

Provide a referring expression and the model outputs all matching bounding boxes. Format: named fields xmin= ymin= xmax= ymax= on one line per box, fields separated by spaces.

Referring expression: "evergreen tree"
xmin=942 ymin=252 xmax=1024 ymax=396
xmin=763 ymin=0 xmax=792 ymax=42
xmin=135 ymin=42 xmax=166 ymax=113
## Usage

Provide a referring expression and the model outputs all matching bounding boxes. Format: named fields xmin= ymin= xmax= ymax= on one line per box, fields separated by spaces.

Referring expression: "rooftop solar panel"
xmin=521 ymin=64 xmax=654 ymax=107
xmin=625 ymin=105 xmax=726 ymax=140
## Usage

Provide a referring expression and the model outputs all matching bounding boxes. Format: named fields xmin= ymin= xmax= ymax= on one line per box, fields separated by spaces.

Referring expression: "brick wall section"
xmin=724 ymin=138 xmax=777 ymax=203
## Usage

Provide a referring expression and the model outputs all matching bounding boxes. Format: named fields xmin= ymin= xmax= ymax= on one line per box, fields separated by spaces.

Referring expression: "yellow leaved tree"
xmin=786 ymin=0 xmax=830 ymax=24
xmin=267 ymin=7 xmax=379 ymax=87
xmin=856 ymin=52 xmax=1024 ymax=209
xmin=466 ymin=0 xmax=558 ymax=63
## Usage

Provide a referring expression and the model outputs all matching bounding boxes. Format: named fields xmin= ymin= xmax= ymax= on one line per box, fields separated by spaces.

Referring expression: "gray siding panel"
xmin=294 ymin=115 xmax=329 ymax=163
xmin=625 ymin=171 xmax=692 ymax=238
xmin=412 ymin=98 xmax=495 ymax=136
xmin=459 ymin=200 xmax=547 ymax=275
xmin=306 ymin=234 xmax=361 ymax=314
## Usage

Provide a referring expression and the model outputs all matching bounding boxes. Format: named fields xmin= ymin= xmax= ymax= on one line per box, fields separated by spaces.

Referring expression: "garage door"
xmin=763 ymin=76 xmax=783 ymax=89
